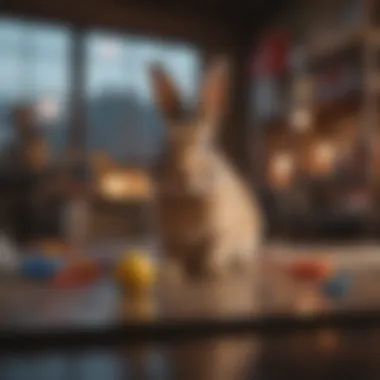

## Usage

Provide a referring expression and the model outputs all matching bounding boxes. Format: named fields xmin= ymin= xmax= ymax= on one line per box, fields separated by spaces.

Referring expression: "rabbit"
xmin=149 ymin=58 xmax=264 ymax=277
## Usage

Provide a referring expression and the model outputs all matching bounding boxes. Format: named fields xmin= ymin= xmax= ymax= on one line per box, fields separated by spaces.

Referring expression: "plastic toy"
xmin=51 ymin=259 xmax=100 ymax=288
xmin=20 ymin=256 xmax=63 ymax=280
xmin=286 ymin=259 xmax=332 ymax=281
xmin=76 ymin=259 xmax=100 ymax=279
xmin=115 ymin=249 xmax=156 ymax=293
xmin=322 ymin=271 xmax=351 ymax=299
xmin=51 ymin=268 xmax=79 ymax=288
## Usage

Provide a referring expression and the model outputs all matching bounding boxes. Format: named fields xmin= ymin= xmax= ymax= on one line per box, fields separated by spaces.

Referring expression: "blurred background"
xmin=250 ymin=0 xmax=380 ymax=242
xmin=3 ymin=1 xmax=380 ymax=379
xmin=2 ymin=0 xmax=379 ymax=245
xmin=0 ymin=13 xmax=201 ymax=243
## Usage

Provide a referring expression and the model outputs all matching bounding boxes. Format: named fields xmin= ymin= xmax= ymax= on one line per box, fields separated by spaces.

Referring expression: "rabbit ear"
xmin=198 ymin=57 xmax=230 ymax=127
xmin=149 ymin=64 xmax=182 ymax=121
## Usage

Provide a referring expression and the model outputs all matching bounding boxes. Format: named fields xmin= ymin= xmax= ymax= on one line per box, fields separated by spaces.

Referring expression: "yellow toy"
xmin=115 ymin=250 xmax=156 ymax=294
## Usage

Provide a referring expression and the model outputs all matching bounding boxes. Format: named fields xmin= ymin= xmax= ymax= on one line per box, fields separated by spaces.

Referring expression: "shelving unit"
xmin=305 ymin=2 xmax=373 ymax=238
xmin=306 ymin=27 xmax=364 ymax=69
xmin=251 ymin=0 xmax=380 ymax=240
xmin=306 ymin=0 xmax=380 ymax=238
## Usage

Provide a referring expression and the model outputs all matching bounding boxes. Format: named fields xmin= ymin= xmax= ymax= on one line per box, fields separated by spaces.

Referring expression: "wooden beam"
xmin=2 ymin=0 xmax=235 ymax=50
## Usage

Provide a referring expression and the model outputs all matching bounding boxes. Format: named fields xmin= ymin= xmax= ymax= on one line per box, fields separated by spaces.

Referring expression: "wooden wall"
xmin=2 ymin=0 xmax=234 ymax=48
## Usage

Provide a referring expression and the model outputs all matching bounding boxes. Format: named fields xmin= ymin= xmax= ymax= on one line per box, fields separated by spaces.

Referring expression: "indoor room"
xmin=2 ymin=0 xmax=380 ymax=379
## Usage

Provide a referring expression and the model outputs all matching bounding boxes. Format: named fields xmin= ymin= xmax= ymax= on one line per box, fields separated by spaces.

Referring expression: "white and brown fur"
xmin=149 ymin=58 xmax=263 ymax=277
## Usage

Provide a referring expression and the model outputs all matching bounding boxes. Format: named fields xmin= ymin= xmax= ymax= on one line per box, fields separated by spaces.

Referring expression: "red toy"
xmin=51 ymin=259 xmax=100 ymax=288
xmin=286 ymin=259 xmax=332 ymax=281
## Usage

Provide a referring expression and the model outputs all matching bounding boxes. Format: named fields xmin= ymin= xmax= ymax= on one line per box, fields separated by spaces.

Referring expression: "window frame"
xmin=0 ymin=15 xmax=206 ymax=161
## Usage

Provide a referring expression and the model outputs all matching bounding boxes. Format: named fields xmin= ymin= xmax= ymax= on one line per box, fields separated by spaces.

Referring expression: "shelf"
xmin=306 ymin=26 xmax=380 ymax=69
xmin=314 ymin=90 xmax=362 ymax=123
xmin=306 ymin=27 xmax=364 ymax=69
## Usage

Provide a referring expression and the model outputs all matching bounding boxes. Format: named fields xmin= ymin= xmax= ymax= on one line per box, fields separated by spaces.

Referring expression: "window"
xmin=0 ymin=18 xmax=71 ymax=162
xmin=0 ymin=17 xmax=201 ymax=241
xmin=85 ymin=31 xmax=200 ymax=166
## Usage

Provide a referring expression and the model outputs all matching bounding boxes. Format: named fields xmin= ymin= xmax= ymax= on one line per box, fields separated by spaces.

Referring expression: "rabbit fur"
xmin=149 ymin=58 xmax=263 ymax=277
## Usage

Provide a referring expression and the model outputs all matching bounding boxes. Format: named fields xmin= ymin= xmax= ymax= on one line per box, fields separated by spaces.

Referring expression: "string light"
xmin=99 ymin=170 xmax=151 ymax=200
xmin=269 ymin=152 xmax=294 ymax=188
xmin=289 ymin=108 xmax=313 ymax=132
xmin=312 ymin=141 xmax=336 ymax=174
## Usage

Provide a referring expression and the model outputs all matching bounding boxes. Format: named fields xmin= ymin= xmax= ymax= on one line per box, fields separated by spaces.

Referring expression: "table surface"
xmin=3 ymin=244 xmax=380 ymax=379
xmin=2 ymin=243 xmax=380 ymax=346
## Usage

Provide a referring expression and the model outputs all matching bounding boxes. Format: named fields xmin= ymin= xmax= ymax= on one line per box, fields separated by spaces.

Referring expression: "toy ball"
xmin=287 ymin=259 xmax=332 ymax=281
xmin=322 ymin=272 xmax=351 ymax=299
xmin=20 ymin=256 xmax=63 ymax=280
xmin=115 ymin=250 xmax=156 ymax=293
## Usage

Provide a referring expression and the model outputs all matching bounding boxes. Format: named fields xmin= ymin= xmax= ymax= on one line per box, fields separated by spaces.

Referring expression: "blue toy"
xmin=322 ymin=271 xmax=351 ymax=299
xmin=20 ymin=256 xmax=63 ymax=280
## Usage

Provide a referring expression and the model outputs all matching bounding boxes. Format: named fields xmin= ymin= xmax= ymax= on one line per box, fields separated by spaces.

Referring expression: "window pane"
xmin=0 ymin=18 xmax=71 ymax=158
xmin=86 ymin=32 xmax=200 ymax=165
xmin=85 ymin=31 xmax=201 ymax=240
xmin=0 ymin=18 xmax=72 ymax=244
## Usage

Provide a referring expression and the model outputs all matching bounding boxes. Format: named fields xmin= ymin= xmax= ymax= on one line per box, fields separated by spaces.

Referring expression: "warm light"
xmin=101 ymin=173 xmax=126 ymax=198
xmin=99 ymin=170 xmax=151 ymax=200
xmin=36 ymin=97 xmax=60 ymax=122
xmin=311 ymin=142 xmax=335 ymax=174
xmin=269 ymin=152 xmax=294 ymax=188
xmin=289 ymin=108 xmax=312 ymax=132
